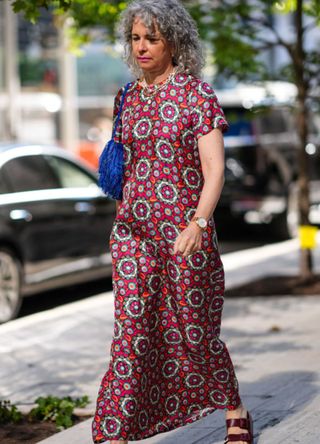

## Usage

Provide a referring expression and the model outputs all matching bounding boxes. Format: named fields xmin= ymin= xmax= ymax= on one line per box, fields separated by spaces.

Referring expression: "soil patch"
xmin=0 ymin=416 xmax=89 ymax=444
xmin=226 ymin=274 xmax=320 ymax=297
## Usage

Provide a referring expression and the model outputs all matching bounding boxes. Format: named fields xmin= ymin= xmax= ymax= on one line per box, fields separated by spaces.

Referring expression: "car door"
xmin=43 ymin=153 xmax=115 ymax=265
xmin=0 ymin=154 xmax=72 ymax=282
xmin=1 ymin=152 xmax=115 ymax=288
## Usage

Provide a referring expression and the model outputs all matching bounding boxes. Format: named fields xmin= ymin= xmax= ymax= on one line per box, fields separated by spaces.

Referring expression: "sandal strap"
xmin=225 ymin=412 xmax=253 ymax=443
xmin=225 ymin=432 xmax=252 ymax=442
xmin=226 ymin=417 xmax=250 ymax=429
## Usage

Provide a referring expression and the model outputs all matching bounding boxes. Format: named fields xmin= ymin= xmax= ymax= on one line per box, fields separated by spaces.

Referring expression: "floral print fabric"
xmin=92 ymin=72 xmax=241 ymax=443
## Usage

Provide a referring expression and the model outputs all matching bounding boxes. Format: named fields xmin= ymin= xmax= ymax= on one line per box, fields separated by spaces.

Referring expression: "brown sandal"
xmin=224 ymin=411 xmax=253 ymax=443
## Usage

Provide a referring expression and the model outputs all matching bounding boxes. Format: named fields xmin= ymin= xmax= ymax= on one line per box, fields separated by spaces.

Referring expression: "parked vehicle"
xmin=0 ymin=143 xmax=115 ymax=323
xmin=216 ymin=82 xmax=320 ymax=238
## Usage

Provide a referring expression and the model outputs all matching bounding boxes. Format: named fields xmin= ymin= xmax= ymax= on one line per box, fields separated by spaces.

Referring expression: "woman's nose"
xmin=138 ymin=39 xmax=147 ymax=52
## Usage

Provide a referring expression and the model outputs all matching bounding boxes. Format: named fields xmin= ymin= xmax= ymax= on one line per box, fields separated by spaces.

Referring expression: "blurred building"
xmin=0 ymin=3 xmax=131 ymax=167
xmin=0 ymin=4 xmax=319 ymax=167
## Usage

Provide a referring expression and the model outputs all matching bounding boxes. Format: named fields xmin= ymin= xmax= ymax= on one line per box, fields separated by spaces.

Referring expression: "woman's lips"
xmin=137 ymin=57 xmax=152 ymax=62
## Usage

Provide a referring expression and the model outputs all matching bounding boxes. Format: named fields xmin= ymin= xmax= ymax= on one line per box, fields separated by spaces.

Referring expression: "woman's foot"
xmin=225 ymin=405 xmax=253 ymax=444
xmin=110 ymin=441 xmax=128 ymax=444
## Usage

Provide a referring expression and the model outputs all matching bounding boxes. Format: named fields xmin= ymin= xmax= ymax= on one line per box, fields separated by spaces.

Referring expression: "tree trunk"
xmin=295 ymin=0 xmax=313 ymax=279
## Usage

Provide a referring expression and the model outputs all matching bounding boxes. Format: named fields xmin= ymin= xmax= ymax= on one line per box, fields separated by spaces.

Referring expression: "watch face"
xmin=198 ymin=218 xmax=207 ymax=228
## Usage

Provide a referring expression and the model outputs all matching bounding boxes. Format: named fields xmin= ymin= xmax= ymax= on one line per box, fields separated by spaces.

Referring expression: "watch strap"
xmin=191 ymin=216 xmax=208 ymax=230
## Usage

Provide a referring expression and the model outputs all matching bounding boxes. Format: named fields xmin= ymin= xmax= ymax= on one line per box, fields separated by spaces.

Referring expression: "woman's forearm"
xmin=194 ymin=171 xmax=225 ymax=220
xmin=194 ymin=128 xmax=225 ymax=221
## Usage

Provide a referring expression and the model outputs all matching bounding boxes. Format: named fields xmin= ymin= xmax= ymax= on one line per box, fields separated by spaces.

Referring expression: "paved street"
xmin=0 ymin=237 xmax=319 ymax=443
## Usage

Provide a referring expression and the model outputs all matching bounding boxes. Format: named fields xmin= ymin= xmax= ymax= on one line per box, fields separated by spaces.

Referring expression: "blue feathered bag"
xmin=98 ymin=83 xmax=131 ymax=200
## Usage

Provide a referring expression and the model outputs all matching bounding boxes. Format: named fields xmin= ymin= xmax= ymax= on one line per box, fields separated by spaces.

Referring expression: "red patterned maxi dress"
xmin=92 ymin=72 xmax=241 ymax=443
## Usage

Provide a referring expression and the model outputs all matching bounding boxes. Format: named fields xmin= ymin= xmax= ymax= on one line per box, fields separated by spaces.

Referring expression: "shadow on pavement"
xmin=226 ymin=275 xmax=320 ymax=297
xmin=152 ymin=371 xmax=318 ymax=444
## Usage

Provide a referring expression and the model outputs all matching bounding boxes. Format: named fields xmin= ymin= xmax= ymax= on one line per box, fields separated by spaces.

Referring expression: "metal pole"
xmin=58 ymin=19 xmax=79 ymax=152
xmin=4 ymin=0 xmax=20 ymax=140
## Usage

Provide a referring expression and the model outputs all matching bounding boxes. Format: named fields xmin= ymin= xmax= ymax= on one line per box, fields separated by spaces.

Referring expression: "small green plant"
xmin=0 ymin=400 xmax=23 ymax=424
xmin=30 ymin=395 xmax=90 ymax=430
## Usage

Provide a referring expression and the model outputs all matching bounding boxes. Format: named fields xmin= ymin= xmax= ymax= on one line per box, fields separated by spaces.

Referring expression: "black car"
xmin=216 ymin=82 xmax=320 ymax=237
xmin=0 ymin=143 xmax=115 ymax=323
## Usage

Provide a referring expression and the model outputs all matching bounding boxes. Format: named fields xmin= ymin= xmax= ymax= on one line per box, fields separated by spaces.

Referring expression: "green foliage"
xmin=189 ymin=0 xmax=320 ymax=84
xmin=10 ymin=0 xmax=320 ymax=84
xmin=275 ymin=0 xmax=320 ymax=17
xmin=12 ymin=0 xmax=127 ymax=39
xmin=273 ymin=0 xmax=297 ymax=13
xmin=0 ymin=400 xmax=23 ymax=424
xmin=29 ymin=395 xmax=89 ymax=430
xmin=11 ymin=0 xmax=72 ymax=23
xmin=58 ymin=1 xmax=127 ymax=44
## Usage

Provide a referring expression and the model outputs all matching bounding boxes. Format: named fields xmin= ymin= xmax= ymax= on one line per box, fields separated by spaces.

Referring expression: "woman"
xmin=92 ymin=1 xmax=253 ymax=443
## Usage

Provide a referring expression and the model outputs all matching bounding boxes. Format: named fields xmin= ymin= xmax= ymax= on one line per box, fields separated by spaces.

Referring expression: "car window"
xmin=225 ymin=106 xmax=292 ymax=137
xmin=257 ymin=108 xmax=288 ymax=134
xmin=0 ymin=171 xmax=10 ymax=194
xmin=1 ymin=156 xmax=59 ymax=193
xmin=45 ymin=155 xmax=96 ymax=188
xmin=224 ymin=108 xmax=254 ymax=136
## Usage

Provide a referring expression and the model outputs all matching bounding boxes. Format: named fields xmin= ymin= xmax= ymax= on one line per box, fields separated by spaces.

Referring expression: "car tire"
xmin=272 ymin=183 xmax=299 ymax=239
xmin=0 ymin=247 xmax=22 ymax=323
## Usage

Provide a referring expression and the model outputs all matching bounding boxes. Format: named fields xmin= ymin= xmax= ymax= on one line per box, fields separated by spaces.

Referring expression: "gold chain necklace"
xmin=141 ymin=67 xmax=177 ymax=99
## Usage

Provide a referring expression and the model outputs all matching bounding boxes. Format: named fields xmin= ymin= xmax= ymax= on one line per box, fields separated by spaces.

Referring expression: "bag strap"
xmin=112 ymin=82 xmax=131 ymax=139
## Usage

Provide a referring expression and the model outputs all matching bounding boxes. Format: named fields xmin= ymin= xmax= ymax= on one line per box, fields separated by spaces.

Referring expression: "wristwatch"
xmin=191 ymin=216 xmax=208 ymax=230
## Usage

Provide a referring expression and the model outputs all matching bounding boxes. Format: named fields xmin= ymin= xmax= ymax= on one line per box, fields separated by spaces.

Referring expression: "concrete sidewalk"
xmin=1 ymin=237 xmax=320 ymax=443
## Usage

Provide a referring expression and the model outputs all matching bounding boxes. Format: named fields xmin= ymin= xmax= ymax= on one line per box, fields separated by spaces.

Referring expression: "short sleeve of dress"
xmin=190 ymin=81 xmax=229 ymax=139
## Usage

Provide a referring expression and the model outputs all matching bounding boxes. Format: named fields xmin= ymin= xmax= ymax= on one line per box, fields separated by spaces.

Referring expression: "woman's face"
xmin=131 ymin=17 xmax=173 ymax=75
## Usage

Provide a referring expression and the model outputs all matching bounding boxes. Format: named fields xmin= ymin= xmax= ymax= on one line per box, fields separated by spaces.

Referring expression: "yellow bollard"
xmin=298 ymin=225 xmax=318 ymax=249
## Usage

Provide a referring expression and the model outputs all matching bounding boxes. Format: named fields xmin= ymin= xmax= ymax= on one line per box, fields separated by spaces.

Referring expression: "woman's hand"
xmin=173 ymin=223 xmax=203 ymax=257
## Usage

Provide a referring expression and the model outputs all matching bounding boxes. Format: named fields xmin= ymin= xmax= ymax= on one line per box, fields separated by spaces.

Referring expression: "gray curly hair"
xmin=117 ymin=0 xmax=204 ymax=78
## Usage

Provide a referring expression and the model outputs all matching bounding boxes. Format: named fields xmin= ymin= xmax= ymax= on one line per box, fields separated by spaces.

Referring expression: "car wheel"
xmin=0 ymin=248 xmax=22 ymax=323
xmin=272 ymin=184 xmax=299 ymax=239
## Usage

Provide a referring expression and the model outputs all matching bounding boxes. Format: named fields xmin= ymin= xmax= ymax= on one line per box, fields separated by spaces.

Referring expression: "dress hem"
xmin=93 ymin=398 xmax=242 ymax=443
